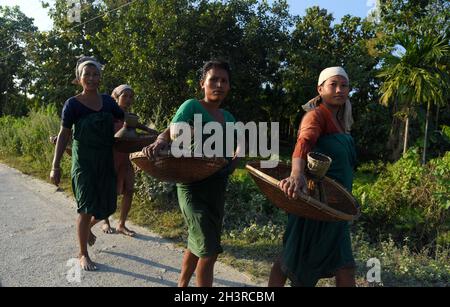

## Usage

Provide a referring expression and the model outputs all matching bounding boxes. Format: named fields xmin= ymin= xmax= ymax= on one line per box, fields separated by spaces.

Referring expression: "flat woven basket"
xmin=130 ymin=151 xmax=228 ymax=184
xmin=114 ymin=133 xmax=158 ymax=153
xmin=246 ymin=162 xmax=360 ymax=222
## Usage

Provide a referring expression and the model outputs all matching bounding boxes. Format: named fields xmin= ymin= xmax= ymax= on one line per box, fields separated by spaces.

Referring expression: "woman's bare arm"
xmin=50 ymin=127 xmax=71 ymax=186
xmin=279 ymin=157 xmax=308 ymax=199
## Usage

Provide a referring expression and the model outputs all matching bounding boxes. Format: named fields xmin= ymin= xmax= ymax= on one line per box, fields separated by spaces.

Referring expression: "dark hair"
xmin=201 ymin=60 xmax=231 ymax=81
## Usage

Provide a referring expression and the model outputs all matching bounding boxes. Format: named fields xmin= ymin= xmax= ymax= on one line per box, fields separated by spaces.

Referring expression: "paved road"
xmin=0 ymin=163 xmax=259 ymax=287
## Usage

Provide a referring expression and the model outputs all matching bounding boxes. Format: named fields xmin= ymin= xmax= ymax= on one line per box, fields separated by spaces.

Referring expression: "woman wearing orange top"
xmin=269 ymin=67 xmax=357 ymax=287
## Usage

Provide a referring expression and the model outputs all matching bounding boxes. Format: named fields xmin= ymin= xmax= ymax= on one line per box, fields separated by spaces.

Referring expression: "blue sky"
xmin=0 ymin=0 xmax=376 ymax=31
xmin=281 ymin=0 xmax=376 ymax=21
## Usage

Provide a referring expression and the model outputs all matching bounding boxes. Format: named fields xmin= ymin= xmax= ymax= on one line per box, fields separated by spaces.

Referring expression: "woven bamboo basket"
xmin=130 ymin=151 xmax=228 ymax=184
xmin=307 ymin=152 xmax=332 ymax=179
xmin=246 ymin=162 xmax=360 ymax=222
xmin=114 ymin=133 xmax=158 ymax=153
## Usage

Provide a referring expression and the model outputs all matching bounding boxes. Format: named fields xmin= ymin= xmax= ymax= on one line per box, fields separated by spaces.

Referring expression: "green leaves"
xmin=355 ymin=150 xmax=449 ymax=250
xmin=88 ymin=0 xmax=293 ymax=125
xmin=377 ymin=25 xmax=449 ymax=161
xmin=0 ymin=6 xmax=37 ymax=116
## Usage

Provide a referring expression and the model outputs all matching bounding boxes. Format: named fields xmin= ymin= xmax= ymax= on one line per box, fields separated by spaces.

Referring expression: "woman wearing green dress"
xmin=143 ymin=60 xmax=240 ymax=287
xmin=268 ymin=67 xmax=357 ymax=287
xmin=50 ymin=57 xmax=124 ymax=271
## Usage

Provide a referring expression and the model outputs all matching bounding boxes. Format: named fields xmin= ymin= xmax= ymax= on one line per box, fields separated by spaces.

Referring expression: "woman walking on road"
xmin=50 ymin=56 xmax=125 ymax=271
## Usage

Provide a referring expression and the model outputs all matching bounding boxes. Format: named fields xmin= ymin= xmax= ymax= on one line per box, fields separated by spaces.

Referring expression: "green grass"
xmin=220 ymin=236 xmax=281 ymax=283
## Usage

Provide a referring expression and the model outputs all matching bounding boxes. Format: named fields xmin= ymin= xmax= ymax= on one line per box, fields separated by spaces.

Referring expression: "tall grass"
xmin=0 ymin=106 xmax=71 ymax=176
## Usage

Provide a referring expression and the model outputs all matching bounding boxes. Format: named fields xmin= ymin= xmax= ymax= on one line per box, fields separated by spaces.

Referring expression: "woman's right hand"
xmin=279 ymin=174 xmax=308 ymax=200
xmin=50 ymin=168 xmax=61 ymax=186
xmin=142 ymin=138 xmax=168 ymax=160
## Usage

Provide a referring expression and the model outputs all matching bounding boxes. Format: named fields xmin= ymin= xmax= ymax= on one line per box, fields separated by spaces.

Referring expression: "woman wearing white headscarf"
xmin=50 ymin=56 xmax=125 ymax=271
xmin=268 ymin=67 xmax=357 ymax=287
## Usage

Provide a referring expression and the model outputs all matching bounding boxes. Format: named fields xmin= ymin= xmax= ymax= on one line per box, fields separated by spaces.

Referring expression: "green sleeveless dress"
xmin=71 ymin=112 xmax=117 ymax=220
xmin=281 ymin=133 xmax=357 ymax=287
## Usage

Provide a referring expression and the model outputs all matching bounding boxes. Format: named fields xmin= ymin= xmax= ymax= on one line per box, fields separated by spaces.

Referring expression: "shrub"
xmin=352 ymin=229 xmax=450 ymax=287
xmin=354 ymin=149 xmax=450 ymax=251
xmin=223 ymin=170 xmax=287 ymax=231
xmin=0 ymin=107 xmax=69 ymax=173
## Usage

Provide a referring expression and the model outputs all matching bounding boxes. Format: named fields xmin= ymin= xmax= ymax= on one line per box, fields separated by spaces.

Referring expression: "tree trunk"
xmin=403 ymin=115 xmax=409 ymax=156
xmin=435 ymin=105 xmax=440 ymax=129
xmin=387 ymin=100 xmax=404 ymax=161
xmin=2 ymin=93 xmax=6 ymax=117
xmin=422 ymin=101 xmax=431 ymax=165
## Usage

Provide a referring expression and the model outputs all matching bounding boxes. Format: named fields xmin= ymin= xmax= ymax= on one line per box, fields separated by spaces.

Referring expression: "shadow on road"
xmin=95 ymin=263 xmax=178 ymax=287
xmin=103 ymin=251 xmax=256 ymax=287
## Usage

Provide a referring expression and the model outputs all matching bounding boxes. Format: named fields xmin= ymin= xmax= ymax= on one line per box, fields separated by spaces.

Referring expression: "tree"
xmin=92 ymin=0 xmax=291 ymax=128
xmin=26 ymin=0 xmax=106 ymax=113
xmin=378 ymin=32 xmax=449 ymax=163
xmin=375 ymin=0 xmax=450 ymax=162
xmin=0 ymin=6 xmax=37 ymax=116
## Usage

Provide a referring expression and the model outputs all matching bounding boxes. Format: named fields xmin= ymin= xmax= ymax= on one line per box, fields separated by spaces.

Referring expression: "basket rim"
xmin=130 ymin=151 xmax=228 ymax=164
xmin=245 ymin=162 xmax=360 ymax=221
xmin=307 ymin=151 xmax=332 ymax=163
xmin=114 ymin=133 xmax=158 ymax=142
xmin=130 ymin=151 xmax=228 ymax=183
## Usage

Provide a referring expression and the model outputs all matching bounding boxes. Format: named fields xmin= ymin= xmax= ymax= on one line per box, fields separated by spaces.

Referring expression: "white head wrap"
xmin=318 ymin=66 xmax=349 ymax=86
xmin=75 ymin=56 xmax=102 ymax=81
xmin=112 ymin=84 xmax=133 ymax=100
xmin=303 ymin=66 xmax=354 ymax=133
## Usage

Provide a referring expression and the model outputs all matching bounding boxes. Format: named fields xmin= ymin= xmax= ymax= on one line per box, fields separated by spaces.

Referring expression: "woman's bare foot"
xmin=88 ymin=231 xmax=96 ymax=246
xmin=101 ymin=223 xmax=115 ymax=234
xmin=116 ymin=226 xmax=136 ymax=237
xmin=79 ymin=255 xmax=97 ymax=271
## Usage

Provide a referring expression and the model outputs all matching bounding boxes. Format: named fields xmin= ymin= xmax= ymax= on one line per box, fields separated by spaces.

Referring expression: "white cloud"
xmin=366 ymin=0 xmax=379 ymax=18
xmin=0 ymin=0 xmax=54 ymax=31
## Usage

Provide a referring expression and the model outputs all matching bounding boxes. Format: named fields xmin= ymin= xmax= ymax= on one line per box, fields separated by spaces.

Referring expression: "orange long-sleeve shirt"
xmin=292 ymin=104 xmax=342 ymax=160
